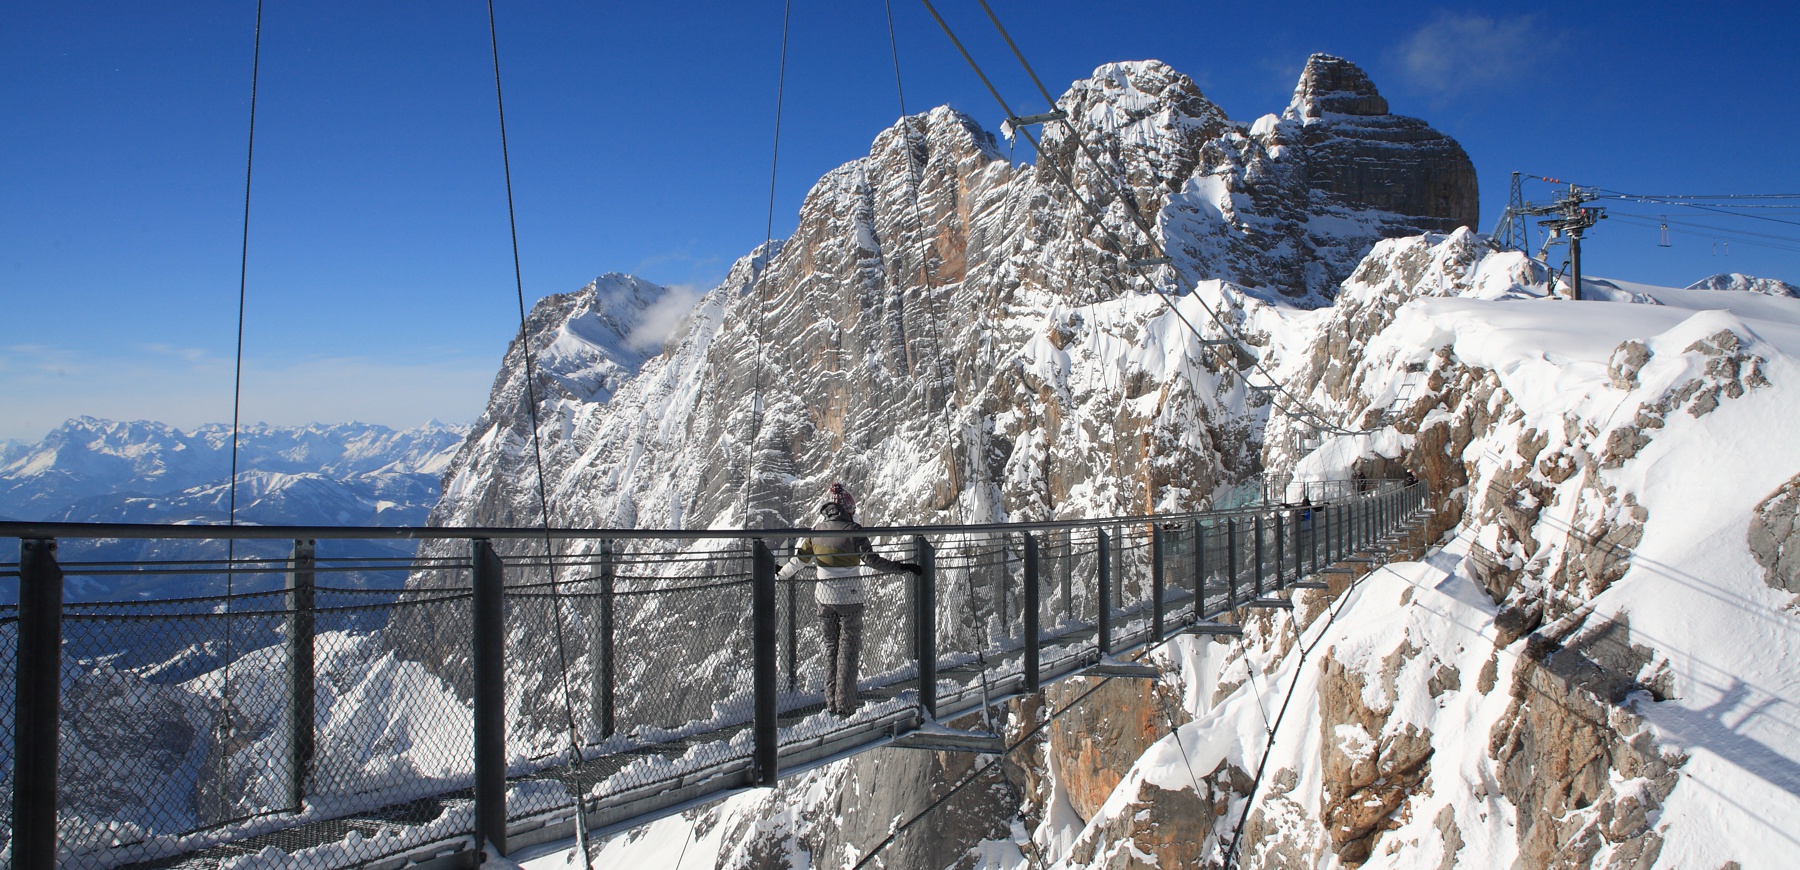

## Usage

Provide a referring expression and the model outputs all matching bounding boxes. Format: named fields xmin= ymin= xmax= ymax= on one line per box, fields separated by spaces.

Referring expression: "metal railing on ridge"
xmin=0 ymin=478 xmax=1430 ymax=870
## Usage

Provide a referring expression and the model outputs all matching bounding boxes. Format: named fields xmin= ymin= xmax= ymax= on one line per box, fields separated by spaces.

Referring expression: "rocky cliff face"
xmin=1221 ymin=232 xmax=1798 ymax=868
xmin=402 ymin=52 xmax=1800 ymax=870
xmin=431 ymin=55 xmax=1480 ymax=544
xmin=1276 ymin=54 xmax=1479 ymax=233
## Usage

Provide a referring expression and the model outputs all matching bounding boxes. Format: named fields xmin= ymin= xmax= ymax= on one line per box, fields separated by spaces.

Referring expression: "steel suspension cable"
xmin=220 ymin=0 xmax=264 ymax=800
xmin=850 ymin=674 xmax=1116 ymax=869
xmin=484 ymin=3 xmax=593 ymax=864
xmin=886 ymin=0 xmax=963 ymax=524
xmin=741 ymin=0 xmax=792 ymax=530
xmin=1224 ymin=553 xmax=1383 ymax=866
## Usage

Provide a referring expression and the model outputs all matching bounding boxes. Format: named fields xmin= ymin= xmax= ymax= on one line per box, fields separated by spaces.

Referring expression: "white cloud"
xmin=1397 ymin=12 xmax=1544 ymax=98
xmin=624 ymin=283 xmax=705 ymax=354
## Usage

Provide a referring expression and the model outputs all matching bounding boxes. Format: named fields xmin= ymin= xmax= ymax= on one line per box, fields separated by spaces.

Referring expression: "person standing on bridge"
xmin=778 ymin=482 xmax=923 ymax=716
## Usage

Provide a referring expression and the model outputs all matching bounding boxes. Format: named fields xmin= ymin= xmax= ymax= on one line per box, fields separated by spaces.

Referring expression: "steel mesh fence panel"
xmin=1202 ymin=520 xmax=1231 ymax=615
xmin=567 ymin=572 xmax=756 ymax=813
xmin=1161 ymin=524 xmax=1197 ymax=629
xmin=54 ymin=583 xmax=294 ymax=868
xmin=1036 ymin=528 xmax=1100 ymax=675
xmin=930 ymin=534 xmax=1022 ymax=707
xmin=775 ymin=570 xmax=916 ymax=718
xmin=307 ymin=585 xmax=475 ymax=843
xmin=1112 ymin=524 xmax=1158 ymax=650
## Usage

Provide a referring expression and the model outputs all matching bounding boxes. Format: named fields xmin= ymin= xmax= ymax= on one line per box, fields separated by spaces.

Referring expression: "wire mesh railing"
xmin=0 ymin=479 xmax=1430 ymax=869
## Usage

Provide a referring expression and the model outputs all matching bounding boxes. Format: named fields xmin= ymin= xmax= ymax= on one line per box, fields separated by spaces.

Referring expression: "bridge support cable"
xmin=484 ymin=3 xmax=592 ymax=862
xmin=741 ymin=0 xmax=793 ymax=530
xmin=218 ymin=0 xmax=266 ymax=809
xmin=917 ymin=0 xmax=1365 ymax=439
xmin=849 ymin=674 xmax=1115 ymax=870
xmin=885 ymin=0 xmax=965 ymax=526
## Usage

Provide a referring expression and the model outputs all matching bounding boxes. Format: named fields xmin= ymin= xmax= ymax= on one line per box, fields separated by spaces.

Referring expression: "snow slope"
xmin=1151 ymin=234 xmax=1800 ymax=868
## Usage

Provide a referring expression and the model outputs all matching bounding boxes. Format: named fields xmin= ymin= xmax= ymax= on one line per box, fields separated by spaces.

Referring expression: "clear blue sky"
xmin=5 ymin=1 xmax=1798 ymax=442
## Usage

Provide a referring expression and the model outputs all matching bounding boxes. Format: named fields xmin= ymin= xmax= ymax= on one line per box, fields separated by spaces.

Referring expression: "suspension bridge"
xmin=1 ymin=478 xmax=1433 ymax=869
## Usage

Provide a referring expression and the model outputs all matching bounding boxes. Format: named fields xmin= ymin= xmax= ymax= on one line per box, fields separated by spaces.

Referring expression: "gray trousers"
xmin=818 ymin=602 xmax=864 ymax=714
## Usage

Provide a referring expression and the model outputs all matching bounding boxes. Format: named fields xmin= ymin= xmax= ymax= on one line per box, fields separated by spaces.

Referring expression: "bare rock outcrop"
xmin=1490 ymin=614 xmax=1683 ymax=869
xmin=1278 ymin=54 xmax=1479 ymax=232
xmin=1316 ymin=645 xmax=1441 ymax=863
xmin=1749 ymin=473 xmax=1800 ymax=594
xmin=1047 ymin=676 xmax=1183 ymax=820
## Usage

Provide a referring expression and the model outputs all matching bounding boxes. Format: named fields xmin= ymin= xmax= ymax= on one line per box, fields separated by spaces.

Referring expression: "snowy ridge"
xmin=1686 ymin=272 xmax=1800 ymax=298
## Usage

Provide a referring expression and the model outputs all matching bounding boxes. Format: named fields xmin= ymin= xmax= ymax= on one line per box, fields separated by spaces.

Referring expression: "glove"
xmin=903 ymin=563 xmax=925 ymax=576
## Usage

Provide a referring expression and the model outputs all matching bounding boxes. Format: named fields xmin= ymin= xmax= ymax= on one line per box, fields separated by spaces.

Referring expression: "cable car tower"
xmin=1524 ymin=181 xmax=1606 ymax=300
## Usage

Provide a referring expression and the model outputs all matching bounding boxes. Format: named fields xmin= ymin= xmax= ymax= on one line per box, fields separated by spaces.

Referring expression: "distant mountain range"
xmin=0 ymin=417 xmax=467 ymax=599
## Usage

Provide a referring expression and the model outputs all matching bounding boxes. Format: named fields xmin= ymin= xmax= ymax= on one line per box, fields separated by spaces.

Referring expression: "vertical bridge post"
xmin=752 ymin=539 xmax=778 ymax=786
xmin=912 ymin=536 xmax=937 ymax=720
xmin=1290 ymin=509 xmax=1302 ymax=580
xmin=1022 ymin=532 xmax=1040 ymax=692
xmin=1254 ymin=515 xmax=1265 ymax=597
xmin=1096 ymin=527 xmax=1111 ymax=654
xmin=1191 ymin=519 xmax=1205 ymax=622
xmin=1059 ymin=529 xmax=1072 ymax=624
xmin=1309 ymin=503 xmax=1319 ymax=573
xmin=1151 ymin=525 xmax=1165 ymax=641
xmin=15 ymin=538 xmax=63 ymax=870
xmin=784 ymin=544 xmax=798 ymax=693
xmin=1226 ymin=518 xmax=1239 ymax=607
xmin=1273 ymin=511 xmax=1284 ymax=588
xmin=595 ymin=540 xmax=615 ymax=738
xmin=471 ymin=539 xmax=507 ymax=856
xmin=286 ymin=539 xmax=316 ymax=811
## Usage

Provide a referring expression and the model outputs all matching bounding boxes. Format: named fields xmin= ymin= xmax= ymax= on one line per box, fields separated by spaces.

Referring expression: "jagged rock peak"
xmin=1288 ymin=53 xmax=1389 ymax=119
xmin=1058 ymin=60 xmax=1226 ymax=129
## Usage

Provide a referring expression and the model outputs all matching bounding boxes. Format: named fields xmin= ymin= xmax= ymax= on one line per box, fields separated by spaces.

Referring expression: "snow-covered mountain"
xmin=0 ymin=417 xmax=466 ymax=599
xmin=52 ymin=49 xmax=1800 ymax=870
xmin=427 ymin=53 xmax=1476 ymax=540
xmin=0 ymin=416 xmax=465 ymax=523
xmin=1686 ymin=271 xmax=1800 ymax=297
xmin=567 ymin=238 xmax=1800 ymax=870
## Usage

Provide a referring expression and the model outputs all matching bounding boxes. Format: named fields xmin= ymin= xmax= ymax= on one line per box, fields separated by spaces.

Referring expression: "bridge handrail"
xmin=0 ymin=478 xmax=1404 ymax=544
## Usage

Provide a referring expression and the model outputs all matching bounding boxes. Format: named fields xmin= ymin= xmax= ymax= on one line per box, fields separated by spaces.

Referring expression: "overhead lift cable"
xmin=971 ymin=0 xmax=1365 ymax=437
xmin=917 ymin=0 xmax=1370 ymax=438
xmin=964 ymin=0 xmax=1356 ymax=438
xmin=485 ymin=3 xmax=593 ymax=865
